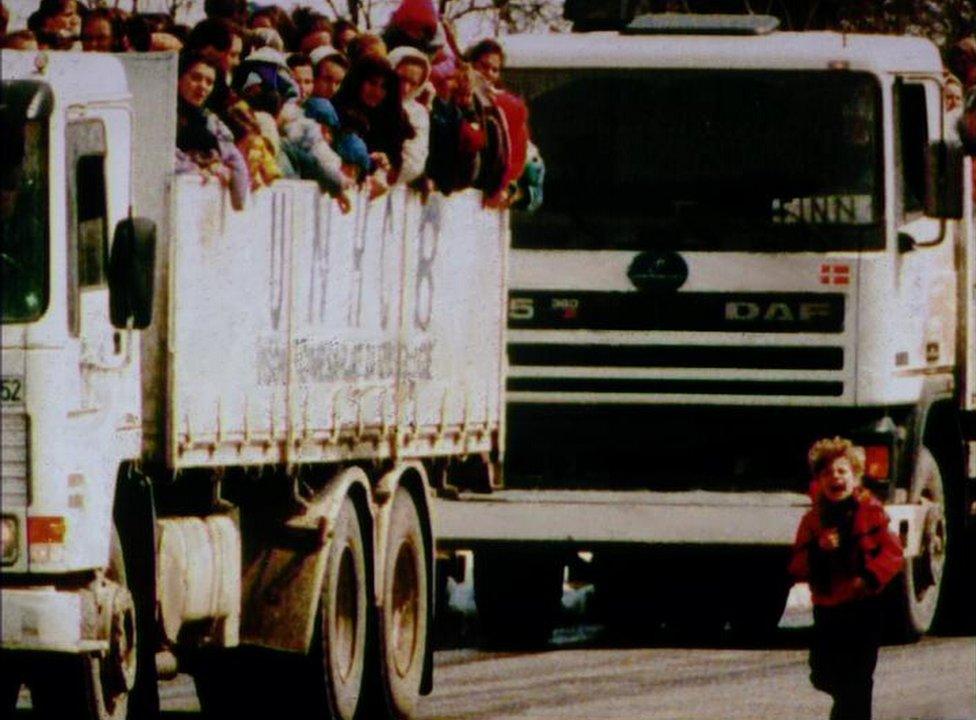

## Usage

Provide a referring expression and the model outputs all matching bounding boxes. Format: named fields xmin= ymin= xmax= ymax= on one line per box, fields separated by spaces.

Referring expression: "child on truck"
xmin=789 ymin=437 xmax=904 ymax=720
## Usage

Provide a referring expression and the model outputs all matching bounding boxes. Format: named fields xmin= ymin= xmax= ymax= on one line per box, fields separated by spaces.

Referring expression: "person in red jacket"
xmin=789 ymin=437 xmax=904 ymax=720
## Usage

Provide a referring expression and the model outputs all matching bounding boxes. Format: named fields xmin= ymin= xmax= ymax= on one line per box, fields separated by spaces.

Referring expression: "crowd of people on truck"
xmin=2 ymin=0 xmax=975 ymax=208
xmin=0 ymin=0 xmax=545 ymax=214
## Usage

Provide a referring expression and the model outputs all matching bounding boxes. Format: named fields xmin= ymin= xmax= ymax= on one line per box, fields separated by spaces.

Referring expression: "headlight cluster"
xmin=1 ymin=515 xmax=19 ymax=565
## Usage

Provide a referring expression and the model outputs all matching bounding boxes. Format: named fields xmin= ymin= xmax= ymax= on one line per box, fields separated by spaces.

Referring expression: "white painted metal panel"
xmin=168 ymin=180 xmax=506 ymax=469
xmin=434 ymin=490 xmax=811 ymax=546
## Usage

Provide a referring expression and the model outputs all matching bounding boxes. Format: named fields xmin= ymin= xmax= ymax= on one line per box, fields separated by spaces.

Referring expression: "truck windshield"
xmin=508 ymin=69 xmax=883 ymax=252
xmin=1 ymin=116 xmax=49 ymax=323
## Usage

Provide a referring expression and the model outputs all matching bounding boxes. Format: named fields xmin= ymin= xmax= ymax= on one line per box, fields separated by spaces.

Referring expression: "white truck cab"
xmin=435 ymin=14 xmax=976 ymax=644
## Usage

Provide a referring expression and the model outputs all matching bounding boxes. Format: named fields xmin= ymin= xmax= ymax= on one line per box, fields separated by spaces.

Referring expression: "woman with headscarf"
xmin=388 ymin=46 xmax=431 ymax=185
xmin=175 ymin=51 xmax=249 ymax=210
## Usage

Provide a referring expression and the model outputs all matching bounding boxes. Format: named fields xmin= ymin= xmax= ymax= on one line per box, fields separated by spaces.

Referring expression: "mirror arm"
xmin=913 ymin=218 xmax=947 ymax=248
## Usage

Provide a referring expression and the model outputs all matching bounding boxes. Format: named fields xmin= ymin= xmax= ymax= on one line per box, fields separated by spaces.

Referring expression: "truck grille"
xmin=1 ymin=412 xmax=29 ymax=508
xmin=508 ymin=343 xmax=846 ymax=397
xmin=509 ymin=343 xmax=844 ymax=370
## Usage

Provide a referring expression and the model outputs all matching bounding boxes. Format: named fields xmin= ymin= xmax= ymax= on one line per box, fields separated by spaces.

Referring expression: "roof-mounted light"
xmin=622 ymin=13 xmax=780 ymax=36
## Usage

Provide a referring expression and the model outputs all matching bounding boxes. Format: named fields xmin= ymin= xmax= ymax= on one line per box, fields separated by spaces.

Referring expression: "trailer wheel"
xmin=30 ymin=530 xmax=136 ymax=720
xmin=888 ymin=447 xmax=948 ymax=641
xmin=319 ymin=495 xmax=369 ymax=720
xmin=474 ymin=548 xmax=563 ymax=649
xmin=372 ymin=485 xmax=429 ymax=719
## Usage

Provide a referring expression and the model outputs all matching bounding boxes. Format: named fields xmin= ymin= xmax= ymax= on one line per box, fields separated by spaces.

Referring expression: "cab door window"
xmin=65 ymin=119 xmax=108 ymax=335
xmin=893 ymin=81 xmax=929 ymax=219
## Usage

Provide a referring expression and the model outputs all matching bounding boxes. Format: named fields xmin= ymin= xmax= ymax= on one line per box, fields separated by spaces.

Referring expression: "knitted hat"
xmin=237 ymin=51 xmax=299 ymax=100
xmin=389 ymin=0 xmax=438 ymax=41
xmin=304 ymin=96 xmax=340 ymax=129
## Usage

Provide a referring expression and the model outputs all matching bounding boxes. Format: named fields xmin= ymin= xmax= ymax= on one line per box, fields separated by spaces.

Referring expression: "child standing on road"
xmin=789 ymin=437 xmax=904 ymax=720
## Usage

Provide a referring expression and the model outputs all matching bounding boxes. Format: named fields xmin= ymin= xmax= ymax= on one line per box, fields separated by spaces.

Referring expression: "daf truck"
xmin=434 ymin=14 xmax=976 ymax=643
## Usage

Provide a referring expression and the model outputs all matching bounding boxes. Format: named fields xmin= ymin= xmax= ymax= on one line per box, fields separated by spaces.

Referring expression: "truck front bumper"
xmin=1 ymin=586 xmax=107 ymax=653
xmin=434 ymin=490 xmax=930 ymax=556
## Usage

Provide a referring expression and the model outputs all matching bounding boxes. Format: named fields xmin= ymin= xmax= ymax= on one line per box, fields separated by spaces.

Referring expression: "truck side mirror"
xmin=924 ymin=140 xmax=964 ymax=220
xmin=109 ymin=217 xmax=156 ymax=330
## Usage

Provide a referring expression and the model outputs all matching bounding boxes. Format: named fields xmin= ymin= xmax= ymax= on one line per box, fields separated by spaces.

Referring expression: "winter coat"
xmin=176 ymin=97 xmax=249 ymax=210
xmin=426 ymin=97 xmax=475 ymax=195
xmin=789 ymin=487 xmax=903 ymax=607
xmin=278 ymin=100 xmax=347 ymax=195
xmin=332 ymin=56 xmax=415 ymax=177
xmin=491 ymin=89 xmax=529 ymax=202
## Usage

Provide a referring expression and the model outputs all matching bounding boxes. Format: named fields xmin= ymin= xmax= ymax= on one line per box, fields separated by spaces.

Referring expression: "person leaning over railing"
xmin=175 ymin=50 xmax=250 ymax=210
xmin=332 ymin=53 xmax=415 ymax=196
xmin=388 ymin=46 xmax=432 ymax=186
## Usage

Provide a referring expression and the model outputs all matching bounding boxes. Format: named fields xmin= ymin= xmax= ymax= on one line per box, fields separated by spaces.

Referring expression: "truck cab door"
xmin=892 ymin=78 xmax=957 ymax=374
xmin=65 ymin=110 xmax=140 ymax=449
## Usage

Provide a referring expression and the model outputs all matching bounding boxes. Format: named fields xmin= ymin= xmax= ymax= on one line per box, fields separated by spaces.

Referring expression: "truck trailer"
xmin=434 ymin=15 xmax=976 ymax=644
xmin=0 ymin=51 xmax=507 ymax=718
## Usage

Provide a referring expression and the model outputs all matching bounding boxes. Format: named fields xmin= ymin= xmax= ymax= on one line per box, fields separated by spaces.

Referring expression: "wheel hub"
xmin=391 ymin=543 xmax=419 ymax=678
xmin=920 ymin=504 xmax=947 ymax=586
xmin=105 ymin=586 xmax=137 ymax=698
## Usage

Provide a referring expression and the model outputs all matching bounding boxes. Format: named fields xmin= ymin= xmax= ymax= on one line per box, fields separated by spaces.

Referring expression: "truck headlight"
xmin=1 ymin=515 xmax=19 ymax=565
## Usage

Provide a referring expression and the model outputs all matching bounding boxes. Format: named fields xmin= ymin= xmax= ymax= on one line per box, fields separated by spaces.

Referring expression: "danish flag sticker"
xmin=819 ymin=264 xmax=850 ymax=286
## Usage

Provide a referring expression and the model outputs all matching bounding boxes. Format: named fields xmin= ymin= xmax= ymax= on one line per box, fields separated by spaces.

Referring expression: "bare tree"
xmin=335 ymin=0 xmax=971 ymax=47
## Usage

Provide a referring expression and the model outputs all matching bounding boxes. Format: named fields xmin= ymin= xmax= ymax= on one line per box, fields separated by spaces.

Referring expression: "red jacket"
xmin=789 ymin=487 xmax=904 ymax=607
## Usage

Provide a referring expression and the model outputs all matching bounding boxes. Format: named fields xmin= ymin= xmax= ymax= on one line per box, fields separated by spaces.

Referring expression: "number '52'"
xmin=1 ymin=378 xmax=24 ymax=403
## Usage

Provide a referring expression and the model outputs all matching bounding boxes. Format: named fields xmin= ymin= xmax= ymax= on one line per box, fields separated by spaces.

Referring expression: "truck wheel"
xmin=371 ymin=485 xmax=429 ymax=719
xmin=474 ymin=548 xmax=563 ymax=649
xmin=888 ymin=447 xmax=948 ymax=641
xmin=30 ymin=531 xmax=136 ymax=719
xmin=319 ymin=496 xmax=369 ymax=720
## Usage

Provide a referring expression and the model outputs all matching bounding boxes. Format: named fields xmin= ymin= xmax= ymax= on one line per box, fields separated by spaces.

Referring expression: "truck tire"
xmin=195 ymin=497 xmax=371 ymax=720
xmin=887 ymin=447 xmax=948 ymax=641
xmin=29 ymin=530 xmax=136 ymax=720
xmin=474 ymin=548 xmax=563 ymax=649
xmin=369 ymin=485 xmax=430 ymax=720
xmin=319 ymin=496 xmax=369 ymax=720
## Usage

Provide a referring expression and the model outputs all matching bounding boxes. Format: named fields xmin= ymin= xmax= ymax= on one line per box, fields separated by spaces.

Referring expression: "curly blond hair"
xmin=807 ymin=436 xmax=865 ymax=478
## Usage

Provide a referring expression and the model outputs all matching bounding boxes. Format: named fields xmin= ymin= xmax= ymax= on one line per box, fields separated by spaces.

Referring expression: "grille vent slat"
xmin=1 ymin=412 xmax=29 ymax=508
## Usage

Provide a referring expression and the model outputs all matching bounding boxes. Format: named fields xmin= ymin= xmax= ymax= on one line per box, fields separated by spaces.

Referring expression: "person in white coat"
xmin=388 ymin=46 xmax=431 ymax=186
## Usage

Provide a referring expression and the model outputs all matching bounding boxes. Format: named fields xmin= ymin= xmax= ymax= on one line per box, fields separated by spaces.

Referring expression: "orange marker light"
xmin=27 ymin=516 xmax=66 ymax=544
xmin=864 ymin=446 xmax=890 ymax=480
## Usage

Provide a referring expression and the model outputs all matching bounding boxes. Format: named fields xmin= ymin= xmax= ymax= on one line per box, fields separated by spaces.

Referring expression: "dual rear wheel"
xmin=193 ymin=485 xmax=429 ymax=720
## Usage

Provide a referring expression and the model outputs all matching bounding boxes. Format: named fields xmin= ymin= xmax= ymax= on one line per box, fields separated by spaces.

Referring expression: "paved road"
xmin=17 ymin=601 xmax=976 ymax=720
xmin=418 ymin=633 xmax=974 ymax=720
xmin=153 ymin=620 xmax=976 ymax=720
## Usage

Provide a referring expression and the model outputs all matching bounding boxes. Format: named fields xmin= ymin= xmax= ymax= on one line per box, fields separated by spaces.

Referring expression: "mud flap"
xmin=240 ymin=468 xmax=372 ymax=652
xmin=113 ymin=463 xmax=161 ymax=719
